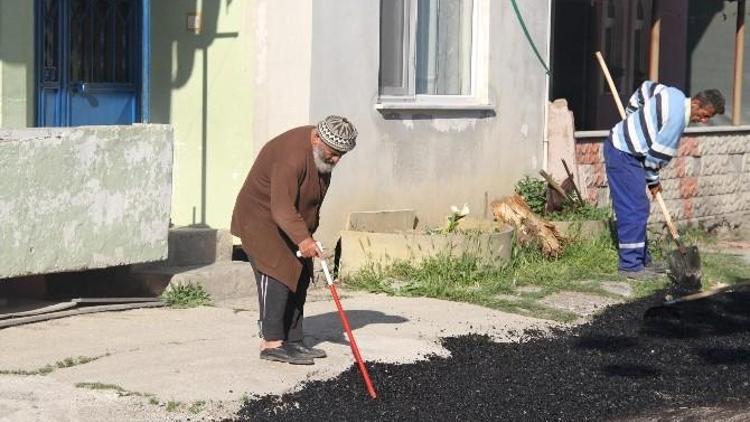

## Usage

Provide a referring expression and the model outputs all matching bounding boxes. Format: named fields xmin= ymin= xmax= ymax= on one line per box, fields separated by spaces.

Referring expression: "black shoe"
xmin=260 ymin=345 xmax=314 ymax=365
xmin=284 ymin=342 xmax=327 ymax=359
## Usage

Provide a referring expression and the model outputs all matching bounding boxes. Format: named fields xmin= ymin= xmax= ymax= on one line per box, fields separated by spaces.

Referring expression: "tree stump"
xmin=490 ymin=194 xmax=565 ymax=258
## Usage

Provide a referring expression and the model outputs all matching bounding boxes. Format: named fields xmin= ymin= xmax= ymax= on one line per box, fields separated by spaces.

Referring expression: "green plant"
xmin=161 ymin=282 xmax=212 ymax=308
xmin=444 ymin=203 xmax=470 ymax=234
xmin=515 ymin=176 xmax=546 ymax=215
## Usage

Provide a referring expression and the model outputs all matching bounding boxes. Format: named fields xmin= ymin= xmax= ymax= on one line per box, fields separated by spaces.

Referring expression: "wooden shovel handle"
xmin=655 ymin=191 xmax=680 ymax=241
xmin=595 ymin=51 xmax=627 ymax=119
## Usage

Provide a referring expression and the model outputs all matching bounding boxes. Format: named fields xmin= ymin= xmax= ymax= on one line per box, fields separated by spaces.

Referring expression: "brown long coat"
xmin=231 ymin=126 xmax=330 ymax=291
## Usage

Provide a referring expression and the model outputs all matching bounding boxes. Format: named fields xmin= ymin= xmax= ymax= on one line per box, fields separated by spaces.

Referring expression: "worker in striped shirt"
xmin=605 ymin=80 xmax=725 ymax=279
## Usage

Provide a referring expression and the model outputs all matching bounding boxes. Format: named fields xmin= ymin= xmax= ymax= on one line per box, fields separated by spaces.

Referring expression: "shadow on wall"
xmin=150 ymin=0 xmax=239 ymax=225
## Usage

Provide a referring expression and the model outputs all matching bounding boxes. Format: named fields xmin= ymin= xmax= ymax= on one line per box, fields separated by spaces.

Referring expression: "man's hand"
xmin=648 ymin=183 xmax=663 ymax=199
xmin=298 ymin=237 xmax=323 ymax=258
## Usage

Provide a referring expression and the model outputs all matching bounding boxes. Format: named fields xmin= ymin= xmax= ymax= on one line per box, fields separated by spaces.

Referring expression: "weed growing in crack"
xmin=161 ymin=282 xmax=212 ymax=308
xmin=166 ymin=400 xmax=182 ymax=412
xmin=0 ymin=354 xmax=107 ymax=376
xmin=189 ymin=400 xmax=207 ymax=414
xmin=75 ymin=382 xmax=128 ymax=394
xmin=75 ymin=382 xmax=157 ymax=400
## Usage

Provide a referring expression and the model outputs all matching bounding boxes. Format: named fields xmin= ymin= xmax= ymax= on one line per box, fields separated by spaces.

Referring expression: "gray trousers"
xmin=250 ymin=258 xmax=311 ymax=342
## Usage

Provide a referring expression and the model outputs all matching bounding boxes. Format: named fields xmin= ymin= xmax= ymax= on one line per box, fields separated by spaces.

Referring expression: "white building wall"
xmin=256 ymin=0 xmax=551 ymax=244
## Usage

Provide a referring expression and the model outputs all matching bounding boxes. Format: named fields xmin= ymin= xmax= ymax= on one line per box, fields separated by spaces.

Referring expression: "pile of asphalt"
xmin=236 ymin=290 xmax=750 ymax=421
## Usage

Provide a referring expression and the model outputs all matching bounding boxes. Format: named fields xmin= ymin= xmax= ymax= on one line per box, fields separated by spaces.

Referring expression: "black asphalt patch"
xmin=234 ymin=291 xmax=750 ymax=421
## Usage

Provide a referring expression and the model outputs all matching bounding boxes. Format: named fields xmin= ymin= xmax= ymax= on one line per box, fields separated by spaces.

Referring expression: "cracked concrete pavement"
xmin=0 ymin=290 xmax=554 ymax=421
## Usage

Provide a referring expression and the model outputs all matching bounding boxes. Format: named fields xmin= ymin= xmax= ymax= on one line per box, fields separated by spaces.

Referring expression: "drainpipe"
xmin=141 ymin=0 xmax=151 ymax=123
xmin=733 ymin=0 xmax=746 ymax=125
xmin=542 ymin=0 xmax=553 ymax=171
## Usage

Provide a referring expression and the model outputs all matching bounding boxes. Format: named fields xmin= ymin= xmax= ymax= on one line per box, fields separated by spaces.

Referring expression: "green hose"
xmin=509 ymin=0 xmax=550 ymax=75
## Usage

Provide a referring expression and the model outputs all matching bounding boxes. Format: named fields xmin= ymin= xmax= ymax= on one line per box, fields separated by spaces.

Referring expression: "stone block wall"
xmin=576 ymin=130 xmax=750 ymax=228
xmin=0 ymin=125 xmax=174 ymax=279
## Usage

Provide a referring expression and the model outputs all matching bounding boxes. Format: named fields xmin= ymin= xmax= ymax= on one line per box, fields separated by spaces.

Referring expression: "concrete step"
xmin=165 ymin=226 xmax=234 ymax=267
xmin=131 ymin=261 xmax=255 ymax=302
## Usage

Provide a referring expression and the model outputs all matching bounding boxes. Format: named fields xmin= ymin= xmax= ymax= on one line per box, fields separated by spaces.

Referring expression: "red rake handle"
xmin=299 ymin=246 xmax=378 ymax=399
xmin=328 ymin=282 xmax=378 ymax=399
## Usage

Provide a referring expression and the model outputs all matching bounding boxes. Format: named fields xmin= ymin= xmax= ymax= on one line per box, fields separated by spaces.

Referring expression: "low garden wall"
xmin=0 ymin=125 xmax=173 ymax=279
xmin=575 ymin=127 xmax=750 ymax=228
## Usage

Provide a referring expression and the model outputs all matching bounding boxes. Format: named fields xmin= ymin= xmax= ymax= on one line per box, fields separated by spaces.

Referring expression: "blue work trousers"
xmin=603 ymin=139 xmax=652 ymax=272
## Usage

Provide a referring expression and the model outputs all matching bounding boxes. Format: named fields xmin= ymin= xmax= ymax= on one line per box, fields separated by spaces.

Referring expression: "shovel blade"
xmin=667 ymin=245 xmax=702 ymax=293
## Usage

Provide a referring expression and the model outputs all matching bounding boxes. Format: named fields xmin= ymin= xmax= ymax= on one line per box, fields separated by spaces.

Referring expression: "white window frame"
xmin=376 ymin=0 xmax=492 ymax=111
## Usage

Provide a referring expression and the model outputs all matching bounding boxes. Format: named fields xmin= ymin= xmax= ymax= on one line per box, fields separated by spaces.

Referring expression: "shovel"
xmin=654 ymin=191 xmax=702 ymax=293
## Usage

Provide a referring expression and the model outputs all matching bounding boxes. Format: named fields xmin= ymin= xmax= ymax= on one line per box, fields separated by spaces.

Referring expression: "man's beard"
xmin=313 ymin=145 xmax=335 ymax=174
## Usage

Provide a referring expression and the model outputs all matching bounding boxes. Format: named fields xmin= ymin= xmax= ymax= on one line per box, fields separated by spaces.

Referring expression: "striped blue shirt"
xmin=610 ymin=80 xmax=687 ymax=186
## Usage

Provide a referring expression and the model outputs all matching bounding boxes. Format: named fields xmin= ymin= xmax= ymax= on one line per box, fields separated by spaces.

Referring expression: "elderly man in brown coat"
xmin=231 ymin=115 xmax=357 ymax=365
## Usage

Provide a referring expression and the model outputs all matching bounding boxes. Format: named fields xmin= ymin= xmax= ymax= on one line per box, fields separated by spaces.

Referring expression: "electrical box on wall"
xmin=187 ymin=13 xmax=201 ymax=33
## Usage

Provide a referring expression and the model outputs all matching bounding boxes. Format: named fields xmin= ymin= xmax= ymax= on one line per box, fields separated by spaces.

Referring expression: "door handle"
xmin=71 ymin=82 xmax=88 ymax=94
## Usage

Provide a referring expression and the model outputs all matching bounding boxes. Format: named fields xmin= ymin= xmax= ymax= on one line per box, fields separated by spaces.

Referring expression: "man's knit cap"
xmin=317 ymin=115 xmax=357 ymax=152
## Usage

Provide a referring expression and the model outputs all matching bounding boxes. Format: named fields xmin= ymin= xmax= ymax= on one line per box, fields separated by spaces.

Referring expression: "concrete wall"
xmin=150 ymin=0 xmax=254 ymax=229
xmin=253 ymin=0 xmax=313 ymax=156
xmin=255 ymin=0 xmax=551 ymax=245
xmin=0 ymin=0 xmax=34 ymax=128
xmin=576 ymin=129 xmax=750 ymax=227
xmin=0 ymin=125 xmax=173 ymax=279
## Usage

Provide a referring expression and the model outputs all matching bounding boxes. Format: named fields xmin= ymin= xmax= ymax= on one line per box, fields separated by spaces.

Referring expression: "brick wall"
xmin=576 ymin=131 xmax=750 ymax=228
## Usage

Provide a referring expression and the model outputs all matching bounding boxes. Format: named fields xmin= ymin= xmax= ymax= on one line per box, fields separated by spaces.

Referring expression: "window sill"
xmin=375 ymin=101 xmax=495 ymax=112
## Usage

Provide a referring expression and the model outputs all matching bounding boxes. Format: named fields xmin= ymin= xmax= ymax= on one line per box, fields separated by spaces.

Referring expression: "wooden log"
xmin=490 ymin=194 xmax=565 ymax=258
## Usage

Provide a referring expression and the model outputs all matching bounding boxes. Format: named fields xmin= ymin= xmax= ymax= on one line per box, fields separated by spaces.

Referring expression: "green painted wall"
xmin=151 ymin=0 xmax=254 ymax=230
xmin=0 ymin=0 xmax=34 ymax=128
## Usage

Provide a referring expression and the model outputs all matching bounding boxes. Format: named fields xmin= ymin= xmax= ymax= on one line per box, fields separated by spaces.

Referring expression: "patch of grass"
xmin=189 ymin=400 xmax=207 ymax=414
xmin=0 ymin=366 xmax=54 ymax=376
xmin=161 ymin=282 xmax=212 ymax=308
xmin=0 ymin=354 xmax=106 ymax=377
xmin=75 ymin=382 xmax=128 ymax=394
xmin=75 ymin=382 xmax=157 ymax=400
xmin=345 ymin=225 xmax=750 ymax=322
xmin=346 ymin=233 xmax=621 ymax=322
xmin=546 ymin=204 xmax=611 ymax=222
xmin=166 ymin=400 xmax=182 ymax=412
xmin=56 ymin=354 xmax=106 ymax=369
xmin=702 ymin=253 xmax=750 ymax=286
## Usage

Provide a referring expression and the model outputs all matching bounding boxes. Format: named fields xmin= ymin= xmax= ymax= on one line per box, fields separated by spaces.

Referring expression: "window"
xmin=377 ymin=0 xmax=490 ymax=109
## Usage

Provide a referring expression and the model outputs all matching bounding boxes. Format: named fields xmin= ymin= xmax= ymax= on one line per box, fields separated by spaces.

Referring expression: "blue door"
xmin=37 ymin=0 xmax=141 ymax=126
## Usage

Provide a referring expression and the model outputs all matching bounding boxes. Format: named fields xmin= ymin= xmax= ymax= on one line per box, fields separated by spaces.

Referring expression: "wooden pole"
xmin=648 ymin=0 xmax=661 ymax=81
xmin=733 ymin=0 xmax=746 ymax=125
